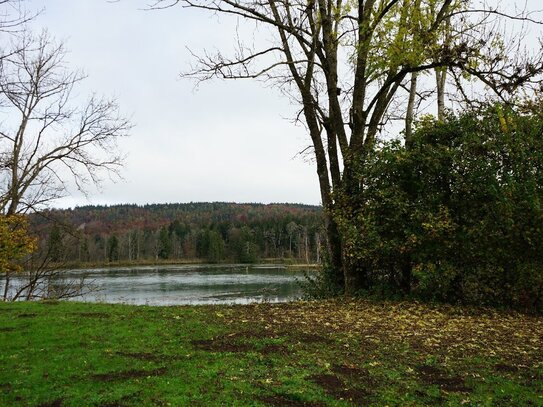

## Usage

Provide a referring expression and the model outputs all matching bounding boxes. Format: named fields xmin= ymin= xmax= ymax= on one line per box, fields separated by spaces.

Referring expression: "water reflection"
xmin=67 ymin=264 xmax=306 ymax=305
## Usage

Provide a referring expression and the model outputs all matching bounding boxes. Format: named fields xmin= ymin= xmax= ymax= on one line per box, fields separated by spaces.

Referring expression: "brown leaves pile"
xmin=217 ymin=300 xmax=543 ymax=367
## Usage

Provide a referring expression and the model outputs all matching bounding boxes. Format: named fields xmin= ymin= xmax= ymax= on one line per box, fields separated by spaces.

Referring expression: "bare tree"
xmin=0 ymin=1 xmax=36 ymax=34
xmin=151 ymin=0 xmax=542 ymax=293
xmin=0 ymin=28 xmax=130 ymax=301
xmin=0 ymin=1 xmax=39 ymax=65
xmin=0 ymin=31 xmax=130 ymax=215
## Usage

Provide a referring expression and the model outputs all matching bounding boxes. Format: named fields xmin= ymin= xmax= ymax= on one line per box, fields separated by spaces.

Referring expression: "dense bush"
xmin=339 ymin=106 xmax=543 ymax=311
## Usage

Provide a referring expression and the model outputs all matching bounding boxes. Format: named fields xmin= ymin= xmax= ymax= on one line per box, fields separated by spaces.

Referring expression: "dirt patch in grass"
xmin=0 ymin=327 xmax=15 ymax=332
xmin=499 ymin=365 xmax=543 ymax=384
xmin=309 ymin=373 xmax=344 ymax=391
xmin=38 ymin=398 xmax=63 ymax=407
xmin=260 ymin=344 xmax=288 ymax=356
xmin=92 ymin=367 xmax=167 ymax=382
xmin=289 ymin=332 xmax=333 ymax=345
xmin=114 ymin=351 xmax=165 ymax=362
xmin=0 ymin=383 xmax=13 ymax=393
xmin=494 ymin=363 xmax=520 ymax=373
xmin=17 ymin=313 xmax=37 ymax=318
xmin=309 ymin=373 xmax=370 ymax=404
xmin=225 ymin=329 xmax=277 ymax=340
xmin=258 ymin=394 xmax=324 ymax=407
xmin=98 ymin=394 xmax=139 ymax=407
xmin=191 ymin=338 xmax=254 ymax=353
xmin=416 ymin=365 xmax=471 ymax=393
xmin=191 ymin=329 xmax=286 ymax=354
xmin=332 ymin=364 xmax=374 ymax=386
xmin=71 ymin=312 xmax=110 ymax=318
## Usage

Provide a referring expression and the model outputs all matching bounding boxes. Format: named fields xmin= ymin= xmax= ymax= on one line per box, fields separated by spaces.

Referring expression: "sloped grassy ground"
xmin=0 ymin=300 xmax=541 ymax=406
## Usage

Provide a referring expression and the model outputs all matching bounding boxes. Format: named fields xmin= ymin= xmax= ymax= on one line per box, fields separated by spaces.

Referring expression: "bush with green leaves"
xmin=340 ymin=105 xmax=543 ymax=311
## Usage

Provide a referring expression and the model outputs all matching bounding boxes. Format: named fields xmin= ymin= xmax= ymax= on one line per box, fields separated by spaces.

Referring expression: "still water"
xmin=69 ymin=264 xmax=306 ymax=305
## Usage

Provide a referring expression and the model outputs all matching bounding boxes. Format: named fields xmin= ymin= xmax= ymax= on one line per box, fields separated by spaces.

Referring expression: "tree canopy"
xmin=154 ymin=0 xmax=543 ymax=293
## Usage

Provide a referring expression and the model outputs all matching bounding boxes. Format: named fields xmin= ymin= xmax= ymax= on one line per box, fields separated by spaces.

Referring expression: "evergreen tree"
xmin=206 ymin=230 xmax=225 ymax=263
xmin=108 ymin=235 xmax=119 ymax=262
xmin=158 ymin=227 xmax=172 ymax=259
xmin=48 ymin=225 xmax=63 ymax=262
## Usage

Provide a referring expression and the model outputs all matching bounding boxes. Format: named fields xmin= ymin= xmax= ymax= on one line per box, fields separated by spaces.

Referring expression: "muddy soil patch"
xmin=191 ymin=330 xmax=284 ymax=354
xmin=38 ymin=398 xmax=63 ymax=407
xmin=224 ymin=330 xmax=277 ymax=341
xmin=191 ymin=338 xmax=254 ymax=353
xmin=114 ymin=351 xmax=167 ymax=362
xmin=0 ymin=383 xmax=13 ymax=394
xmin=71 ymin=312 xmax=110 ymax=318
xmin=309 ymin=373 xmax=370 ymax=404
xmin=260 ymin=344 xmax=288 ymax=356
xmin=287 ymin=332 xmax=333 ymax=345
xmin=259 ymin=394 xmax=324 ymax=407
xmin=416 ymin=365 xmax=471 ymax=393
xmin=332 ymin=364 xmax=374 ymax=387
xmin=0 ymin=327 xmax=15 ymax=332
xmin=504 ymin=366 xmax=543 ymax=384
xmin=98 ymin=393 xmax=140 ymax=407
xmin=92 ymin=367 xmax=167 ymax=382
xmin=99 ymin=402 xmax=124 ymax=407
xmin=494 ymin=363 xmax=520 ymax=373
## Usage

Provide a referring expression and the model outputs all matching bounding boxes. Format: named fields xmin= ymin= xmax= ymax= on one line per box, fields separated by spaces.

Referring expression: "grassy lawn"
xmin=0 ymin=300 xmax=541 ymax=406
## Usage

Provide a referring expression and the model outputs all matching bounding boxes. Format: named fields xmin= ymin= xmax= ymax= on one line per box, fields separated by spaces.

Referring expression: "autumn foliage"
xmin=0 ymin=215 xmax=36 ymax=274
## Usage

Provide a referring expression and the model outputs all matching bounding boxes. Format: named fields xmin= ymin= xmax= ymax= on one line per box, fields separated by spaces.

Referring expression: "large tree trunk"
xmin=343 ymin=251 xmax=368 ymax=295
xmin=2 ymin=272 xmax=10 ymax=300
xmin=436 ymin=67 xmax=447 ymax=121
xmin=337 ymin=171 xmax=368 ymax=295
xmin=323 ymin=210 xmax=345 ymax=289
xmin=405 ymin=72 xmax=418 ymax=146
xmin=400 ymin=256 xmax=412 ymax=295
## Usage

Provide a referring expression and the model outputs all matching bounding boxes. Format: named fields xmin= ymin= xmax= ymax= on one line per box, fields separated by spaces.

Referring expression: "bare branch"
xmin=0 ymin=31 xmax=131 ymax=215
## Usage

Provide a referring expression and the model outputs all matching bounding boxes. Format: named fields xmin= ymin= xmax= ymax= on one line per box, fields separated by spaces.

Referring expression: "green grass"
xmin=0 ymin=300 xmax=542 ymax=406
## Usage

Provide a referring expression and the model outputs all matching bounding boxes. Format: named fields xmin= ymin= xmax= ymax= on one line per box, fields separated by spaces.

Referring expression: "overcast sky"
xmin=24 ymin=0 xmax=321 ymax=208
xmin=18 ymin=1 xmax=543 ymax=209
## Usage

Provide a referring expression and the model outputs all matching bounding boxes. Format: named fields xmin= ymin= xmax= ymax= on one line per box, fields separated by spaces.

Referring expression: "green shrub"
xmin=342 ymin=105 xmax=543 ymax=311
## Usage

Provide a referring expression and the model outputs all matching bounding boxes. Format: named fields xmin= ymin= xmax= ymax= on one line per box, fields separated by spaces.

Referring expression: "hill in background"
xmin=30 ymin=202 xmax=324 ymax=265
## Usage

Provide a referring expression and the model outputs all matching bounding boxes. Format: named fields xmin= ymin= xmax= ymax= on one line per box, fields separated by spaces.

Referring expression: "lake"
xmin=63 ymin=264 xmax=307 ymax=305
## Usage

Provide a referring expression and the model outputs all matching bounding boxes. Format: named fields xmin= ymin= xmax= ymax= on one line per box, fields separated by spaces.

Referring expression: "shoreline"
xmin=45 ymin=259 xmax=321 ymax=271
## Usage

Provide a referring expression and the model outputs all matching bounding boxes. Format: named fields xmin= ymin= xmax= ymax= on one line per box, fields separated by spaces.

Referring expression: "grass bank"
xmin=0 ymin=300 xmax=541 ymax=406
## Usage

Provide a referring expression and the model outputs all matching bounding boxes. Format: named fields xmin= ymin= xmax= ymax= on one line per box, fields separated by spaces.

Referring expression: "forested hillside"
xmin=30 ymin=203 xmax=323 ymax=264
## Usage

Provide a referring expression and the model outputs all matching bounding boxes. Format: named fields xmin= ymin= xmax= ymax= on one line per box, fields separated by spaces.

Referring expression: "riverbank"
xmin=1 ymin=300 xmax=541 ymax=406
xmin=52 ymin=258 xmax=320 ymax=271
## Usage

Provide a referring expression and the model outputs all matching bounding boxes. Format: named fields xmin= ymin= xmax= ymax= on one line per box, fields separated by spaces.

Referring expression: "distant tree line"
xmin=32 ymin=203 xmax=324 ymax=265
